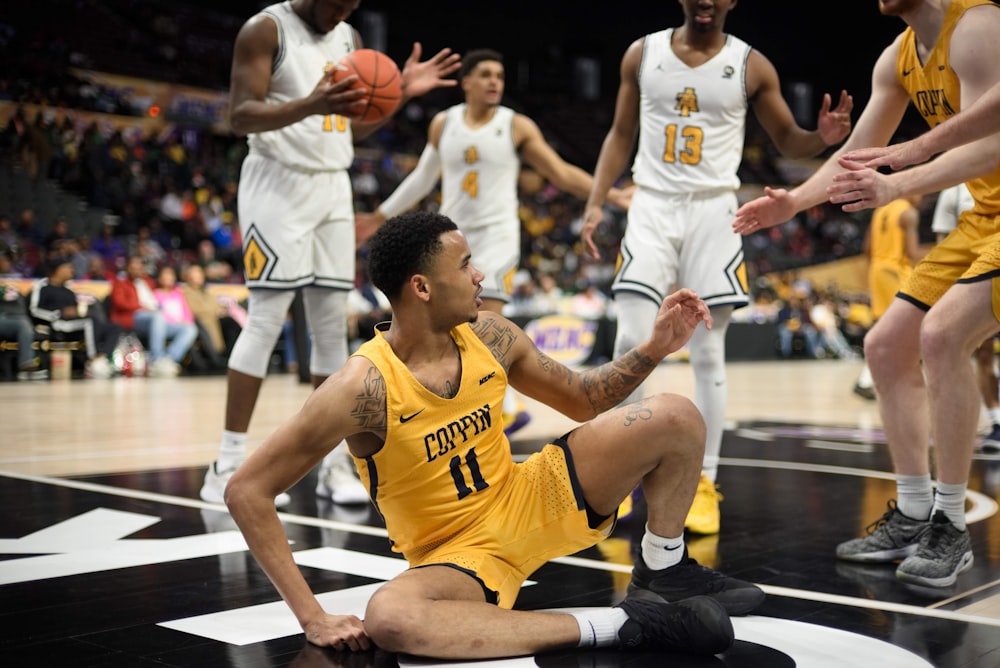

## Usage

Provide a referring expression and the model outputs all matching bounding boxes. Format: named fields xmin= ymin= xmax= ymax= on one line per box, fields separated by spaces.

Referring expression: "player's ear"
xmin=410 ymin=273 xmax=432 ymax=302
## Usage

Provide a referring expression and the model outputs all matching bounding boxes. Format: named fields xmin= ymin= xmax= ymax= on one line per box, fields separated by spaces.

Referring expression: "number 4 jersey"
xmin=632 ymin=28 xmax=751 ymax=195
xmin=438 ymin=104 xmax=519 ymax=231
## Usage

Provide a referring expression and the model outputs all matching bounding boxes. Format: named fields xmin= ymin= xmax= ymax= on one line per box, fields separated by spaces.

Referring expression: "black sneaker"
xmin=628 ymin=551 xmax=765 ymax=616
xmin=616 ymin=592 xmax=733 ymax=655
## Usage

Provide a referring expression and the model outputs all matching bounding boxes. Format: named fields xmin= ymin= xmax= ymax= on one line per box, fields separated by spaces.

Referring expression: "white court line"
xmin=3 ymin=467 xmax=998 ymax=627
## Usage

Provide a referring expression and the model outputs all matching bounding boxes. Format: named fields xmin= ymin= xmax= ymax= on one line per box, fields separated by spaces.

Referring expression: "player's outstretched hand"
xmin=817 ymin=90 xmax=854 ymax=146
xmin=400 ymin=42 xmax=462 ymax=99
xmin=731 ymin=187 xmax=795 ymax=235
xmin=840 ymin=137 xmax=933 ymax=172
xmin=828 ymin=157 xmax=899 ymax=212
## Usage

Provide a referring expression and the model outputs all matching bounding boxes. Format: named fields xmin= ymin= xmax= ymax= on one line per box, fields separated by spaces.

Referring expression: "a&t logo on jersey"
xmin=674 ymin=87 xmax=699 ymax=117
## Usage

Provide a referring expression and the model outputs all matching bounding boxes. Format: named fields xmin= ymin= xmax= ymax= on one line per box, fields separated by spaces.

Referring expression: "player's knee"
xmin=648 ymin=393 xmax=706 ymax=453
xmin=363 ymin=588 xmax=416 ymax=653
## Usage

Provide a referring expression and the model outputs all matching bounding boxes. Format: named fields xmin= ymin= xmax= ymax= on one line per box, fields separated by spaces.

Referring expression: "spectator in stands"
xmin=68 ymin=233 xmax=101 ymax=280
xmin=534 ymin=272 xmax=566 ymax=316
xmin=91 ymin=220 xmax=127 ymax=271
xmin=28 ymin=256 xmax=119 ymax=379
xmin=109 ymin=255 xmax=196 ymax=377
xmin=180 ymin=263 xmax=241 ymax=368
xmin=569 ymin=281 xmax=610 ymax=320
xmin=810 ymin=292 xmax=860 ymax=360
xmin=776 ymin=292 xmax=821 ymax=359
xmin=0 ymin=262 xmax=46 ymax=380
xmin=42 ymin=216 xmax=71 ymax=255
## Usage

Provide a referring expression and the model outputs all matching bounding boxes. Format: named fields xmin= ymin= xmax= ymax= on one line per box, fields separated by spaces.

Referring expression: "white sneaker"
xmin=86 ymin=356 xmax=114 ymax=379
xmin=315 ymin=457 xmax=369 ymax=505
xmin=200 ymin=461 xmax=291 ymax=507
xmin=150 ymin=357 xmax=180 ymax=378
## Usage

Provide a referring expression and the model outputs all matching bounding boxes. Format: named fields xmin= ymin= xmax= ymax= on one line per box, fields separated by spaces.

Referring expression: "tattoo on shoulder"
xmin=352 ymin=366 xmax=387 ymax=430
xmin=471 ymin=316 xmax=517 ymax=367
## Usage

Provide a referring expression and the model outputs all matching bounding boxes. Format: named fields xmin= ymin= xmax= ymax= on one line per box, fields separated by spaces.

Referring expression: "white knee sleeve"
xmin=228 ymin=290 xmax=297 ymax=378
xmin=303 ymin=287 xmax=349 ymax=377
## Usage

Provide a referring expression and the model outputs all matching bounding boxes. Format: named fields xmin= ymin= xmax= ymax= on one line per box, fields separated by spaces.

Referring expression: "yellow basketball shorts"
xmin=405 ymin=439 xmax=615 ymax=608
xmin=902 ymin=210 xmax=1000 ymax=318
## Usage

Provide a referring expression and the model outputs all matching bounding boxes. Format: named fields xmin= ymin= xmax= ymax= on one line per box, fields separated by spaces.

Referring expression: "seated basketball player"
xmin=225 ymin=211 xmax=764 ymax=659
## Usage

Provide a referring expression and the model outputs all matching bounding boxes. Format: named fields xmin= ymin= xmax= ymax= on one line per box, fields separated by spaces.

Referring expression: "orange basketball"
xmin=330 ymin=49 xmax=402 ymax=123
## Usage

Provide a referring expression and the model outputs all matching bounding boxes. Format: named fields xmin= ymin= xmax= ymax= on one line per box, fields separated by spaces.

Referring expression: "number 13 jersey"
xmin=632 ymin=28 xmax=752 ymax=195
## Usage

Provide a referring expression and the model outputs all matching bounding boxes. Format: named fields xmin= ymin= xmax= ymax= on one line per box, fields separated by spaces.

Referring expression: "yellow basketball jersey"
xmin=896 ymin=0 xmax=1000 ymax=214
xmin=350 ymin=324 xmax=513 ymax=556
xmin=869 ymin=199 xmax=913 ymax=271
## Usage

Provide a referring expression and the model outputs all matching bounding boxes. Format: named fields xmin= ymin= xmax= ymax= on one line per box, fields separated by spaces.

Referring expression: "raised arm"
xmin=732 ymin=38 xmax=909 ymax=234
xmin=830 ymin=7 xmax=1000 ymax=209
xmin=475 ymin=289 xmax=710 ymax=422
xmin=843 ymin=81 xmax=1000 ymax=171
xmin=747 ymin=49 xmax=853 ymax=159
xmin=356 ymin=112 xmax=447 ymax=245
xmin=224 ymin=357 xmax=383 ymax=650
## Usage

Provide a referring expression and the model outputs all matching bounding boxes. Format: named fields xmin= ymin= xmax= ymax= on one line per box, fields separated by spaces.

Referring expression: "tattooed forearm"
xmin=352 ymin=366 xmax=387 ymax=430
xmin=535 ymin=349 xmax=574 ymax=386
xmin=580 ymin=349 xmax=659 ymax=413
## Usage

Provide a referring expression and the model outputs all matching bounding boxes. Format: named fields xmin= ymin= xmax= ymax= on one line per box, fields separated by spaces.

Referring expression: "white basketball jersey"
xmin=439 ymin=104 xmax=519 ymax=230
xmin=631 ymin=29 xmax=751 ymax=195
xmin=246 ymin=2 xmax=357 ymax=172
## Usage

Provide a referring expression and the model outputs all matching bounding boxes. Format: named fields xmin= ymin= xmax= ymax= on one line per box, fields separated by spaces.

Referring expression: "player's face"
xmin=305 ymin=0 xmax=360 ymax=33
xmin=679 ymin=0 xmax=736 ymax=32
xmin=430 ymin=231 xmax=484 ymax=324
xmin=463 ymin=61 xmax=505 ymax=106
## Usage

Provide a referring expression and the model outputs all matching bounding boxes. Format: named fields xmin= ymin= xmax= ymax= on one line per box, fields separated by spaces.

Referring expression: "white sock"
xmin=640 ymin=525 xmax=685 ymax=570
xmin=896 ymin=474 xmax=933 ymax=520
xmin=856 ymin=363 xmax=873 ymax=389
xmin=933 ymin=482 xmax=968 ymax=530
xmin=217 ymin=430 xmax=248 ymax=471
xmin=988 ymin=407 xmax=1000 ymax=426
xmin=571 ymin=608 xmax=629 ymax=648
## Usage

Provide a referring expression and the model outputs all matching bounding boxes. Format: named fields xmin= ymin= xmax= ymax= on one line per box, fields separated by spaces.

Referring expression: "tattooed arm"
xmin=224 ymin=356 xmax=384 ymax=649
xmin=474 ymin=289 xmax=711 ymax=422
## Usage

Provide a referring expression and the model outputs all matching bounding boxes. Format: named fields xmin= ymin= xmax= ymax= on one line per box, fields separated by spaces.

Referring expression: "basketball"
xmin=330 ymin=49 xmax=402 ymax=123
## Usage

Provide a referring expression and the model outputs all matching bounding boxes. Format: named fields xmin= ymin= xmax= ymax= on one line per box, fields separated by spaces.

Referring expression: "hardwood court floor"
xmin=2 ymin=359 xmax=999 ymax=667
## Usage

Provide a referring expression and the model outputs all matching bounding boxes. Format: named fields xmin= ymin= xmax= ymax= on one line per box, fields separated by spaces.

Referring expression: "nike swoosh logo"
xmin=663 ymin=544 xmax=683 ymax=551
xmin=399 ymin=409 xmax=425 ymax=423
xmin=902 ymin=68 xmax=913 ymax=76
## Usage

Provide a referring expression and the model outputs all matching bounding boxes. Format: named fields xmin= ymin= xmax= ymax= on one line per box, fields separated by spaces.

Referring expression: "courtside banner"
xmin=524 ymin=316 xmax=598 ymax=367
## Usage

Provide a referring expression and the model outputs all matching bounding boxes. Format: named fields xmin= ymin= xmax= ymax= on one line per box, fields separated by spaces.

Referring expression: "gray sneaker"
xmin=836 ymin=500 xmax=930 ymax=562
xmin=896 ymin=511 xmax=974 ymax=587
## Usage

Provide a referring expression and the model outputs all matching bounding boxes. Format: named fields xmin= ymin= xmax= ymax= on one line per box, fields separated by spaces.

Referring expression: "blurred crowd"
xmin=0 ymin=0 xmax=880 ymax=376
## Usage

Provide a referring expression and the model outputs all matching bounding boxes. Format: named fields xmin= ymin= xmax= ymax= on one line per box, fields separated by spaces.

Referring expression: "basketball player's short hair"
xmin=460 ymin=49 xmax=504 ymax=79
xmin=367 ymin=211 xmax=459 ymax=300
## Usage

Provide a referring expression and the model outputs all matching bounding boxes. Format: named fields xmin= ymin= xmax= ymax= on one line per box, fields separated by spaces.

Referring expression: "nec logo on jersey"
xmin=479 ymin=371 xmax=495 ymax=385
xmin=674 ymin=87 xmax=699 ymax=117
